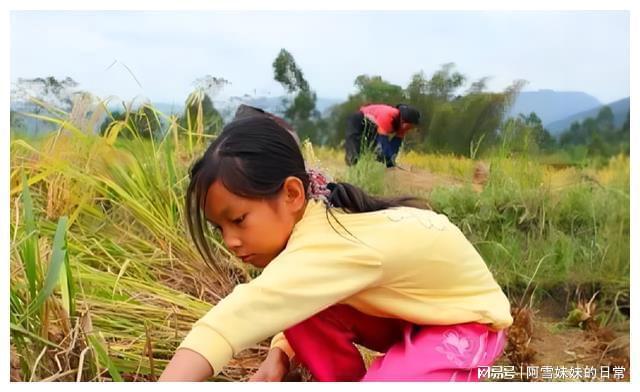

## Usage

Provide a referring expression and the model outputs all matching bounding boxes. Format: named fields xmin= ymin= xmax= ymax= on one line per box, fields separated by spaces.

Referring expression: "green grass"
xmin=9 ymin=102 xmax=629 ymax=381
xmin=427 ymin=155 xmax=628 ymax=300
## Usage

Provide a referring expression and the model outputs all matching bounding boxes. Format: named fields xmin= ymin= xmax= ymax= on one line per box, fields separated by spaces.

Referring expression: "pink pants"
xmin=284 ymin=304 xmax=507 ymax=381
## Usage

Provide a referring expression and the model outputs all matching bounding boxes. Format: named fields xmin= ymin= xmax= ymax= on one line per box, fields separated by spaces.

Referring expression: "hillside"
xmin=546 ymin=97 xmax=630 ymax=135
xmin=508 ymin=90 xmax=601 ymax=126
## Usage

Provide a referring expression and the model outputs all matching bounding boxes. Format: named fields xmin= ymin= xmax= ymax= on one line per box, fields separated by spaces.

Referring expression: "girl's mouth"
xmin=239 ymin=254 xmax=255 ymax=263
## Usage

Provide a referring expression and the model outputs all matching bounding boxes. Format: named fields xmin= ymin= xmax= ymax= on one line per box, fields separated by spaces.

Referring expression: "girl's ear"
xmin=281 ymin=176 xmax=306 ymax=211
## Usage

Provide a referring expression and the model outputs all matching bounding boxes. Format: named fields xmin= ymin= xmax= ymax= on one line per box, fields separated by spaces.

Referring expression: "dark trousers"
xmin=344 ymin=112 xmax=378 ymax=166
xmin=376 ymin=134 xmax=403 ymax=168
xmin=344 ymin=112 xmax=402 ymax=167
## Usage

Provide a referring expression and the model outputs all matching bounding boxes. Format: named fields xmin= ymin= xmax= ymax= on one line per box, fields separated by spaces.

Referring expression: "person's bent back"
xmin=344 ymin=103 xmax=421 ymax=167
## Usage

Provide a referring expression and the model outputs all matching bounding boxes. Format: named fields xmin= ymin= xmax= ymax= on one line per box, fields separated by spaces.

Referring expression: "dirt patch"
xmin=384 ymin=161 xmax=491 ymax=194
xmin=499 ymin=307 xmax=630 ymax=382
xmin=385 ymin=166 xmax=466 ymax=193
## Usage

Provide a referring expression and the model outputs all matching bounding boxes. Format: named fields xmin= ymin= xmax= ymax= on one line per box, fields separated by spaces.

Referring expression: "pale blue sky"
xmin=10 ymin=10 xmax=630 ymax=105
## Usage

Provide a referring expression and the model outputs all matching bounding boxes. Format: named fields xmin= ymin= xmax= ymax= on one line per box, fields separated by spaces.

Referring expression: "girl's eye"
xmin=232 ymin=214 xmax=246 ymax=225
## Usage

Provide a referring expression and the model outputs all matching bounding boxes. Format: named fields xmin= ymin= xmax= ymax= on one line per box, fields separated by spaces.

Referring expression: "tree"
xmin=285 ymin=89 xmax=317 ymax=123
xmin=587 ymin=132 xmax=607 ymax=156
xmin=272 ymin=48 xmax=320 ymax=143
xmin=11 ymin=76 xmax=79 ymax=111
xmin=11 ymin=76 xmax=80 ymax=133
xmin=406 ymin=71 xmax=430 ymax=101
xmin=556 ymin=108 xmax=629 ymax=157
xmin=425 ymin=63 xmax=466 ymax=101
xmin=353 ymin=75 xmax=405 ymax=103
xmin=100 ymin=110 xmax=125 ymax=137
xmin=421 ymin=79 xmax=524 ymax=156
xmin=10 ymin=110 xmax=26 ymax=132
xmin=403 ymin=69 xmax=525 ymax=155
xmin=176 ymin=76 xmax=228 ymax=138
xmin=618 ymin=110 xmax=630 ymax=154
xmin=498 ymin=111 xmax=556 ymax=155
xmin=179 ymin=90 xmax=224 ymax=137
xmin=560 ymin=121 xmax=582 ymax=146
xmin=520 ymin=112 xmax=556 ymax=151
xmin=192 ymin=75 xmax=230 ymax=98
xmin=99 ymin=103 xmax=163 ymax=140
xmin=595 ymin=106 xmax=615 ymax=137
xmin=402 ymin=71 xmax=436 ymax=150
xmin=619 ymin=111 xmax=630 ymax=141
xmin=136 ymin=104 xmax=164 ymax=139
xmin=466 ymin=77 xmax=490 ymax=94
xmin=273 ymin=49 xmax=310 ymax=93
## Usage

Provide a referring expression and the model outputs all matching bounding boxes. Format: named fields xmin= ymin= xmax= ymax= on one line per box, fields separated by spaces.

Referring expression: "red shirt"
xmin=360 ymin=104 xmax=411 ymax=138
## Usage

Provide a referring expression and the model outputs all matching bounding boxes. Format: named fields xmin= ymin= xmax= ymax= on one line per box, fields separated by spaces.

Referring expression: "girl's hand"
xmin=248 ymin=347 xmax=290 ymax=382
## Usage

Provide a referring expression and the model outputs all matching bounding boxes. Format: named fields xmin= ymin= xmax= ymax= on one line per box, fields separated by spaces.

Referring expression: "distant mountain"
xmin=507 ymin=90 xmax=602 ymax=126
xmin=546 ymin=97 xmax=630 ymax=135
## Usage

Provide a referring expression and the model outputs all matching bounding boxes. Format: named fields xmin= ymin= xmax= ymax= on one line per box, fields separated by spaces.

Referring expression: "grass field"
xmin=9 ymin=110 xmax=630 ymax=381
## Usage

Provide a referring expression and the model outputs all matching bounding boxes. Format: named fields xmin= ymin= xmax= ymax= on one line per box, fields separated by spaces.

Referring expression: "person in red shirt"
xmin=345 ymin=103 xmax=421 ymax=167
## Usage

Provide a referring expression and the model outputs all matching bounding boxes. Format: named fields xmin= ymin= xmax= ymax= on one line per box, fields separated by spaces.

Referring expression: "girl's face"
xmin=203 ymin=177 xmax=306 ymax=269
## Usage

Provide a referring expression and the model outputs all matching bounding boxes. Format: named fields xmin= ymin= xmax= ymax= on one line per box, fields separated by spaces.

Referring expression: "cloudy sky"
xmin=10 ymin=10 xmax=630 ymax=105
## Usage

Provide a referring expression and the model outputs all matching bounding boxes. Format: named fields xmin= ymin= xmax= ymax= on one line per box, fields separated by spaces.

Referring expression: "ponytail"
xmin=321 ymin=181 xmax=429 ymax=244
xmin=327 ymin=182 xmax=428 ymax=213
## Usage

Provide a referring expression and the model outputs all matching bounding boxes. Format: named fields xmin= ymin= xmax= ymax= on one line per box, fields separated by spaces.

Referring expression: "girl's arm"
xmin=159 ymin=348 xmax=214 ymax=381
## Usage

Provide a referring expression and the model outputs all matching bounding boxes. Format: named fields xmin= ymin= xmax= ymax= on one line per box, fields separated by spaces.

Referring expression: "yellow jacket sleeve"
xmin=270 ymin=332 xmax=295 ymax=360
xmin=178 ymin=240 xmax=383 ymax=376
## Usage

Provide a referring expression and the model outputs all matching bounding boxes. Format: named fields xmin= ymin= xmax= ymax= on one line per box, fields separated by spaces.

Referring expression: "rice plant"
xmin=9 ymin=100 xmax=629 ymax=381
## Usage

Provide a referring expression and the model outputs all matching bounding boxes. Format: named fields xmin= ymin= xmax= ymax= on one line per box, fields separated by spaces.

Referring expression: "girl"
xmin=159 ymin=114 xmax=512 ymax=382
xmin=344 ymin=103 xmax=421 ymax=168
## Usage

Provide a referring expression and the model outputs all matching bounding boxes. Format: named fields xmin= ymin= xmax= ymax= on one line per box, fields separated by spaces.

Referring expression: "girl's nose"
xmin=223 ymin=233 xmax=242 ymax=249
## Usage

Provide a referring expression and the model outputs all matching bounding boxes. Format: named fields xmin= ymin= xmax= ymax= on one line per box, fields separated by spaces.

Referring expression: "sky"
xmin=9 ymin=10 xmax=631 ymax=106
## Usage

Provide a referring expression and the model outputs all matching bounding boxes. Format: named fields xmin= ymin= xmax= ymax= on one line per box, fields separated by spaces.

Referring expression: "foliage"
xmin=559 ymin=106 xmax=629 ymax=157
xmin=272 ymin=48 xmax=321 ymax=144
xmin=498 ymin=112 xmax=556 ymax=156
xmin=10 ymin=108 xmax=249 ymax=381
xmin=11 ymin=76 xmax=79 ymax=111
xmin=100 ymin=103 xmax=163 ymax=139
xmin=178 ymin=91 xmax=224 ymax=137
xmin=10 ymin=103 xmax=629 ymax=381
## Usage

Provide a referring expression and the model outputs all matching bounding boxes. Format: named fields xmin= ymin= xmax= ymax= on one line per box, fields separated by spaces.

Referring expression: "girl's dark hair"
xmin=185 ymin=115 xmax=426 ymax=270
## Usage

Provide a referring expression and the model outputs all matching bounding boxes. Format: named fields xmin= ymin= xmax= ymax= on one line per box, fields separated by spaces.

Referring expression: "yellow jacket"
xmin=179 ymin=200 xmax=513 ymax=375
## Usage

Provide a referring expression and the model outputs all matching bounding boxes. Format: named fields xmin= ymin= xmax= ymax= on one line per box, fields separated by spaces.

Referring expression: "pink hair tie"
xmin=306 ymin=168 xmax=333 ymax=206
